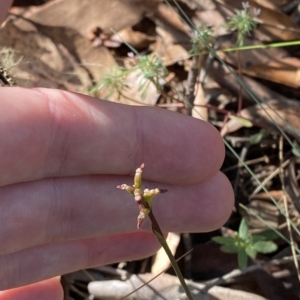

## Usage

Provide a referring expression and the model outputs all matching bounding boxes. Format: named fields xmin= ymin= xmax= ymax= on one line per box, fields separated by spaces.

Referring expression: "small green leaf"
xmin=250 ymin=129 xmax=267 ymax=145
xmin=238 ymin=248 xmax=248 ymax=269
xmin=238 ymin=218 xmax=249 ymax=239
xmin=250 ymin=235 xmax=266 ymax=243
xmin=220 ymin=244 xmax=239 ymax=253
xmin=253 ymin=241 xmax=278 ymax=253
xmin=212 ymin=236 xmax=235 ymax=245
xmin=229 ymin=115 xmax=253 ymax=127
xmin=254 ymin=230 xmax=279 ymax=241
xmin=245 ymin=246 xmax=257 ymax=259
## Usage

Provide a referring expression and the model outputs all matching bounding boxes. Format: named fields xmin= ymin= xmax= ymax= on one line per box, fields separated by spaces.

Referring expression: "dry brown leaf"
xmin=192 ymin=82 xmax=208 ymax=120
xmin=22 ymin=0 xmax=158 ymax=38
xmin=252 ymin=0 xmax=286 ymax=10
xmin=13 ymin=17 xmax=117 ymax=83
xmin=181 ymin=0 xmax=216 ymax=10
xmin=0 ymin=19 xmax=91 ymax=92
xmin=151 ymin=3 xmax=191 ymax=48
xmin=111 ymin=27 xmax=156 ymax=49
xmin=216 ymin=36 xmax=300 ymax=87
xmin=244 ymin=197 xmax=281 ymax=232
xmin=218 ymin=36 xmax=300 ymax=69
xmin=224 ymin=99 xmax=300 ymax=141
xmin=243 ymin=65 xmax=300 ymax=88
xmin=193 ymin=9 xmax=229 ymax=36
xmin=211 ymin=61 xmax=296 ymax=104
xmin=152 ymin=26 xmax=189 ymax=66
xmin=88 ymin=273 xmax=267 ymax=300
xmin=156 ymin=3 xmax=191 ymax=35
xmin=210 ymin=63 xmax=300 ymax=140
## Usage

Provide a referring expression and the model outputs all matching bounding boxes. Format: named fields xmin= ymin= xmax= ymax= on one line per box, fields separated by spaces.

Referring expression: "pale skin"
xmin=0 ymin=2 xmax=234 ymax=299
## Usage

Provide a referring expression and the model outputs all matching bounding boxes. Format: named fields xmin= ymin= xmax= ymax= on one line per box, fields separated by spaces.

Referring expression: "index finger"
xmin=0 ymin=87 xmax=224 ymax=186
xmin=0 ymin=0 xmax=13 ymax=25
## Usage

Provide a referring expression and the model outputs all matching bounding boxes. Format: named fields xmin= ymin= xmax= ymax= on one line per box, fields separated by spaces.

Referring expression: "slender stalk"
xmin=119 ymin=249 xmax=194 ymax=300
xmin=117 ymin=164 xmax=194 ymax=300
xmin=148 ymin=210 xmax=194 ymax=300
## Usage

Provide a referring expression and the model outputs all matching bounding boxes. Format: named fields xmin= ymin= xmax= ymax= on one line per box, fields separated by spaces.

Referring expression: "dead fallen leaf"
xmin=225 ymin=99 xmax=300 ymax=141
xmin=22 ymin=0 xmax=158 ymax=38
xmin=244 ymin=197 xmax=281 ymax=232
xmin=13 ymin=17 xmax=117 ymax=83
xmin=152 ymin=26 xmax=189 ymax=66
xmin=0 ymin=19 xmax=91 ymax=92
xmin=252 ymin=0 xmax=287 ymax=10
xmin=88 ymin=273 xmax=267 ymax=300
xmin=243 ymin=65 xmax=300 ymax=88
xmin=151 ymin=3 xmax=191 ymax=49
xmin=111 ymin=27 xmax=156 ymax=50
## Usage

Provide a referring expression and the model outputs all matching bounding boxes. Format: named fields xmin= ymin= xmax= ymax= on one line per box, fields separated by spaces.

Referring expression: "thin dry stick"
xmin=236 ymin=50 xmax=243 ymax=115
xmin=81 ymin=269 xmax=96 ymax=281
xmin=185 ymin=55 xmax=200 ymax=115
xmin=233 ymin=144 xmax=249 ymax=195
xmin=223 ymin=155 xmax=269 ymax=172
xmin=250 ymin=159 xmax=290 ymax=197
xmin=279 ymin=136 xmax=300 ymax=282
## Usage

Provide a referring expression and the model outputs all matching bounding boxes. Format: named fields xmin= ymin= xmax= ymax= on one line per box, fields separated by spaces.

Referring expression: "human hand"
xmin=0 ymin=0 xmax=13 ymax=27
xmin=0 ymin=87 xmax=233 ymax=299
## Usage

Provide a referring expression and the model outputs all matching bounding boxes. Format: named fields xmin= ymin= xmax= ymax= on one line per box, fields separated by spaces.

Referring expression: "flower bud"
xmin=134 ymin=163 xmax=144 ymax=189
xmin=116 ymin=184 xmax=134 ymax=196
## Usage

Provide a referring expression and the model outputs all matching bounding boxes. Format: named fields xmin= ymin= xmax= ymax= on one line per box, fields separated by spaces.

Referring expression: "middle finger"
xmin=0 ymin=172 xmax=233 ymax=255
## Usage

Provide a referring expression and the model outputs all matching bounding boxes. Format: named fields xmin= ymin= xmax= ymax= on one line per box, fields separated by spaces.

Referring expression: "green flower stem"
xmin=222 ymin=40 xmax=300 ymax=53
xmin=117 ymin=164 xmax=194 ymax=299
xmin=147 ymin=208 xmax=194 ymax=300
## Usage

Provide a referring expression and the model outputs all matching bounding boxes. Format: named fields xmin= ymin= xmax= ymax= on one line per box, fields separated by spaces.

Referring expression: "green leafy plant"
xmin=134 ymin=55 xmax=168 ymax=99
xmin=190 ymin=25 xmax=215 ymax=56
xmin=224 ymin=1 xmax=260 ymax=47
xmin=212 ymin=218 xmax=278 ymax=269
xmin=89 ymin=66 xmax=130 ymax=99
xmin=249 ymin=129 xmax=268 ymax=145
xmin=90 ymin=54 xmax=168 ymax=100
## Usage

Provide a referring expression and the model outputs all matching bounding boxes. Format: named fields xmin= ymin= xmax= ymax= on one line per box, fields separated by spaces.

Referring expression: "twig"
xmin=250 ymin=159 xmax=291 ymax=197
xmin=236 ymin=50 xmax=243 ymax=115
xmin=185 ymin=55 xmax=201 ymax=115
